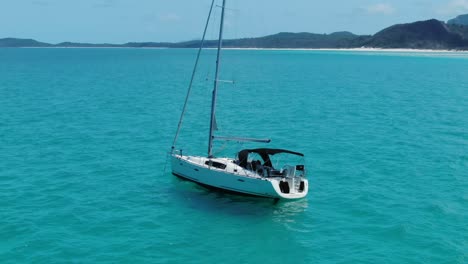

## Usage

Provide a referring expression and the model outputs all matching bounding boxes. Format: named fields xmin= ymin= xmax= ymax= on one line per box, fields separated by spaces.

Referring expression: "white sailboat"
xmin=170 ymin=0 xmax=308 ymax=200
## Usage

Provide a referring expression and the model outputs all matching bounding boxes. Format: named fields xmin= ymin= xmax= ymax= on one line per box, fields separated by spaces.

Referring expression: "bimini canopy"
xmin=238 ymin=148 xmax=304 ymax=168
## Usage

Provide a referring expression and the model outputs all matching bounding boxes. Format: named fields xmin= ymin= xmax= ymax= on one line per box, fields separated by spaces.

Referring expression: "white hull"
xmin=171 ymin=154 xmax=308 ymax=200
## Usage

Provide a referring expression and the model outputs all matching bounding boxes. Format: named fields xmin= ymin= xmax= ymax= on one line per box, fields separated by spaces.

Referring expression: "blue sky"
xmin=1 ymin=0 xmax=468 ymax=43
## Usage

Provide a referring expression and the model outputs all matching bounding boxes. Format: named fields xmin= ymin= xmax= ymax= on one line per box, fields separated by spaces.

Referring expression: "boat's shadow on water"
xmin=169 ymin=177 xmax=308 ymax=219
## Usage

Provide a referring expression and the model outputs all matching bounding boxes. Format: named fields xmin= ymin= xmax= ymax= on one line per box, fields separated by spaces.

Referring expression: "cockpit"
xmin=237 ymin=148 xmax=305 ymax=177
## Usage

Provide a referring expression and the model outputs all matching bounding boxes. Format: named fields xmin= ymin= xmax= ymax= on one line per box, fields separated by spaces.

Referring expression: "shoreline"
xmin=223 ymin=47 xmax=468 ymax=53
xmin=13 ymin=46 xmax=468 ymax=53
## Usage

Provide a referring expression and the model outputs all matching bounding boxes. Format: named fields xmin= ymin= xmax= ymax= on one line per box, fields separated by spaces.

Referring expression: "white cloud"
xmin=364 ymin=3 xmax=396 ymax=15
xmin=158 ymin=13 xmax=181 ymax=22
xmin=438 ymin=0 xmax=468 ymax=15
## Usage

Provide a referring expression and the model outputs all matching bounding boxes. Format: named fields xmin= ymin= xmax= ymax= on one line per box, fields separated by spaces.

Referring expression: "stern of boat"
xmin=270 ymin=177 xmax=308 ymax=199
xmin=267 ymin=165 xmax=309 ymax=200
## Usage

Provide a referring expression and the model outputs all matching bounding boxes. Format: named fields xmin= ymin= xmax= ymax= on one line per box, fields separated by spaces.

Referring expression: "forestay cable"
xmin=171 ymin=0 xmax=217 ymax=152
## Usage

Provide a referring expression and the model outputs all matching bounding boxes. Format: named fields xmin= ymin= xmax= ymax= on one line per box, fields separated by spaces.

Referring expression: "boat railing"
xmin=172 ymin=149 xmax=183 ymax=157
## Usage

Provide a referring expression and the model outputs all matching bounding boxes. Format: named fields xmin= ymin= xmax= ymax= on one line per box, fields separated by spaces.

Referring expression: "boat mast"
xmin=208 ymin=0 xmax=227 ymax=157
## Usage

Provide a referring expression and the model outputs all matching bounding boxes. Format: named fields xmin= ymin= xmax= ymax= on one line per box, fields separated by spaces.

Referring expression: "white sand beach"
xmin=224 ymin=47 xmax=468 ymax=53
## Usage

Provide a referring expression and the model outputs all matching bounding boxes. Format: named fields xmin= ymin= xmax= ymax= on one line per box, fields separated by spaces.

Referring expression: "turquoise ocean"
xmin=1 ymin=48 xmax=467 ymax=263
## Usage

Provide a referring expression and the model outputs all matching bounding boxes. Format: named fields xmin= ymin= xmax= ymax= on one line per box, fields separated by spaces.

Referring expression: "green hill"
xmin=0 ymin=38 xmax=51 ymax=47
xmin=123 ymin=42 xmax=172 ymax=48
xmin=228 ymin=31 xmax=367 ymax=48
xmin=0 ymin=32 xmax=369 ymax=49
xmin=448 ymin=14 xmax=468 ymax=26
xmin=171 ymin=32 xmax=369 ymax=49
xmin=362 ymin=19 xmax=468 ymax=49
xmin=447 ymin=24 xmax=468 ymax=40
xmin=55 ymin=42 xmax=122 ymax=48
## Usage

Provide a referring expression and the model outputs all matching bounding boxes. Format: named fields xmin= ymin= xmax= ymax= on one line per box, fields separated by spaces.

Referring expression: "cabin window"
xmin=205 ymin=160 xmax=227 ymax=170
xmin=296 ymin=165 xmax=305 ymax=171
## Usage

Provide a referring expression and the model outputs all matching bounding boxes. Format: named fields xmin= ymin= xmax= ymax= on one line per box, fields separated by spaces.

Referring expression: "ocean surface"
xmin=1 ymin=48 xmax=467 ymax=263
